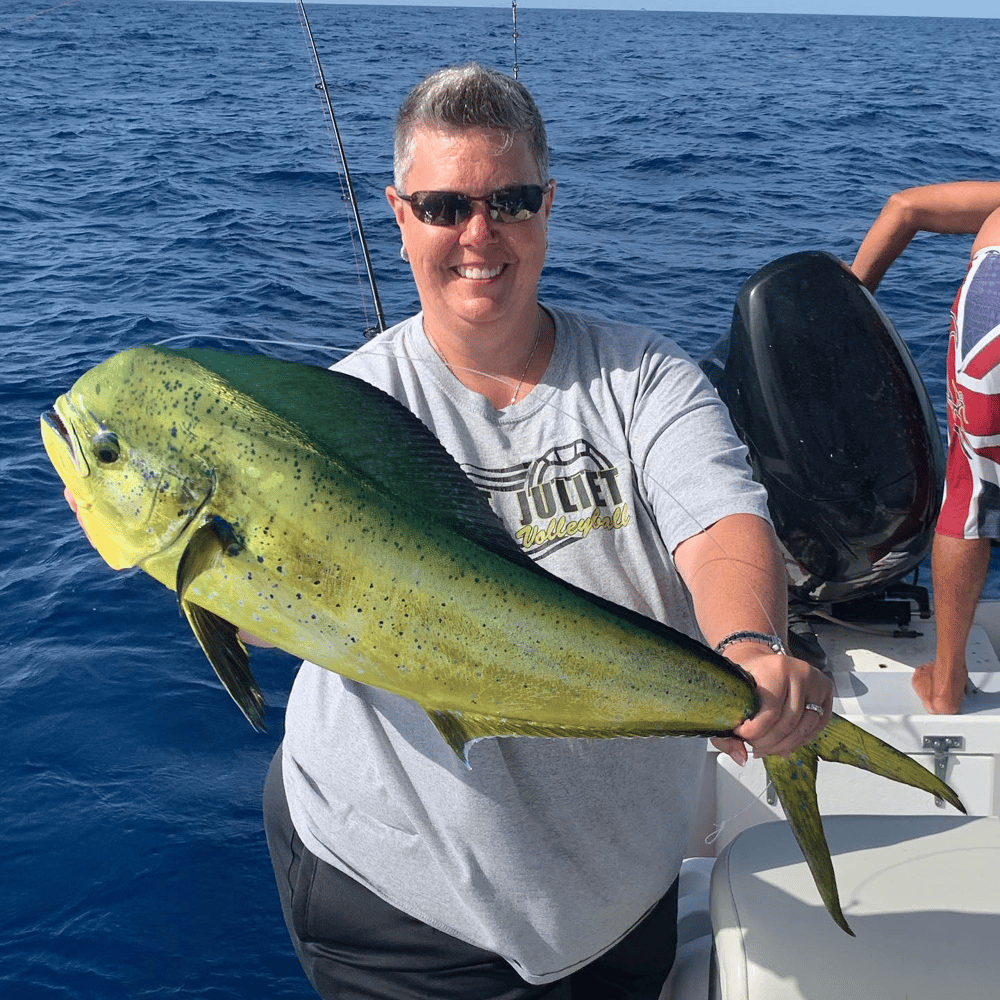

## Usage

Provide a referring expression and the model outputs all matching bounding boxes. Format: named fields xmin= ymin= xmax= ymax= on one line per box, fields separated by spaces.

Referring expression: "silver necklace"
xmin=425 ymin=308 xmax=544 ymax=406
xmin=509 ymin=309 xmax=543 ymax=406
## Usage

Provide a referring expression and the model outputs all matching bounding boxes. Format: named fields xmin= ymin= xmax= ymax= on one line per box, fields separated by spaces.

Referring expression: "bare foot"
xmin=911 ymin=661 xmax=966 ymax=714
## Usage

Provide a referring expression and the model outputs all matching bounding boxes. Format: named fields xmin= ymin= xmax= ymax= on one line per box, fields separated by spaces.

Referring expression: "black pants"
xmin=263 ymin=751 xmax=678 ymax=1000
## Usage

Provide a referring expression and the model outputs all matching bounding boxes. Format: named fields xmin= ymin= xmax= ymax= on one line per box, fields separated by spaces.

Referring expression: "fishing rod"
xmin=297 ymin=0 xmax=387 ymax=338
xmin=511 ymin=0 xmax=519 ymax=79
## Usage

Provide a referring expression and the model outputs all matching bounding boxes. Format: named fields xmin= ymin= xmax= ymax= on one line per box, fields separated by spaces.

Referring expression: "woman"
xmin=264 ymin=63 xmax=832 ymax=1000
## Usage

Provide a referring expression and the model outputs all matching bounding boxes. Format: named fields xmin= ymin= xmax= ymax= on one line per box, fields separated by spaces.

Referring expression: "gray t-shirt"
xmin=282 ymin=305 xmax=770 ymax=984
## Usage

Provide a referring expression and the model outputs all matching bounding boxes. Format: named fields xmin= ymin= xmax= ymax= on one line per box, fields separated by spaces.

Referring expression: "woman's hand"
xmin=712 ymin=648 xmax=833 ymax=764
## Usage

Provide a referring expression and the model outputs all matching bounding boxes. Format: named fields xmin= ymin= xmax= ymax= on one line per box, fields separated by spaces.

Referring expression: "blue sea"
xmin=4 ymin=1 xmax=1000 ymax=995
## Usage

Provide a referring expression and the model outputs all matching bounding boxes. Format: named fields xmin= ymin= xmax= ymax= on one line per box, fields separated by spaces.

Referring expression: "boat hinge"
xmin=922 ymin=735 xmax=964 ymax=808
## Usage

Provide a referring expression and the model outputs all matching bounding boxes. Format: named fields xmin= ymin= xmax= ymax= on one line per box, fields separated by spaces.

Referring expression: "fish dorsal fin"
xmin=156 ymin=347 xmax=533 ymax=569
xmin=175 ymin=516 xmax=266 ymax=732
xmin=154 ymin=345 xmax=761 ymax=672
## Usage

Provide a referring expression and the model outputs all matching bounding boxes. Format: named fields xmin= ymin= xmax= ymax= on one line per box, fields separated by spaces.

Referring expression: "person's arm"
xmin=673 ymin=513 xmax=833 ymax=761
xmin=851 ymin=181 xmax=1000 ymax=292
xmin=912 ymin=533 xmax=990 ymax=714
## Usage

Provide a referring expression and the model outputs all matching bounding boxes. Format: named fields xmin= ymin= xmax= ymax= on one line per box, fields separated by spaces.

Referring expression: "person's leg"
xmin=263 ymin=750 xmax=571 ymax=1000
xmin=568 ymin=880 xmax=678 ymax=1000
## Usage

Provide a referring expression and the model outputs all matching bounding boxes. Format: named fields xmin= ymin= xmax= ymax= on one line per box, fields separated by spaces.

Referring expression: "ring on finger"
xmin=805 ymin=703 xmax=824 ymax=715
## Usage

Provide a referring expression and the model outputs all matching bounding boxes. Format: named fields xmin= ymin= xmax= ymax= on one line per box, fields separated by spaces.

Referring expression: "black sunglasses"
xmin=397 ymin=183 xmax=552 ymax=226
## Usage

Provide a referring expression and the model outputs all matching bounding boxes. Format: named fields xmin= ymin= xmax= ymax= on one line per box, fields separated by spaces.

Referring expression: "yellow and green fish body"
xmin=41 ymin=345 xmax=965 ymax=934
xmin=40 ymin=346 xmax=755 ymax=746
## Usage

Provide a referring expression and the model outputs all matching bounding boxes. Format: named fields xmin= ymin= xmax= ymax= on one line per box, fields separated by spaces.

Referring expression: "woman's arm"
xmin=674 ymin=513 xmax=833 ymax=760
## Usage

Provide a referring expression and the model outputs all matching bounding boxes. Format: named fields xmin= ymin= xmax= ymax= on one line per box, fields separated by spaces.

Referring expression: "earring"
xmin=400 ymin=245 xmax=410 ymax=262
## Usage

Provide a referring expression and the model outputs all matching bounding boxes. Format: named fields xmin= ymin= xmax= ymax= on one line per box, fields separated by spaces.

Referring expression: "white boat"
xmin=660 ymin=601 xmax=1000 ymax=1000
xmin=663 ymin=251 xmax=1000 ymax=999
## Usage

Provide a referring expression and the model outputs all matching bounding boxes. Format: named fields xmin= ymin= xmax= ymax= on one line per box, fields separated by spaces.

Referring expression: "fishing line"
xmin=153 ymin=333 xmax=351 ymax=355
xmin=0 ymin=0 xmax=87 ymax=31
xmin=704 ymin=778 xmax=776 ymax=846
xmin=296 ymin=0 xmax=387 ymax=339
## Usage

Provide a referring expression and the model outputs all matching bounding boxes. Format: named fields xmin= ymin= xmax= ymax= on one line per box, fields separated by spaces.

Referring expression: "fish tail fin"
xmin=762 ymin=713 xmax=967 ymax=935
xmin=763 ymin=748 xmax=854 ymax=935
xmin=814 ymin=713 xmax=966 ymax=814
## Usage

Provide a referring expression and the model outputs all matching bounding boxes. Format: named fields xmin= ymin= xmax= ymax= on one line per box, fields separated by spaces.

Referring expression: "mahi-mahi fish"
xmin=40 ymin=345 xmax=964 ymax=934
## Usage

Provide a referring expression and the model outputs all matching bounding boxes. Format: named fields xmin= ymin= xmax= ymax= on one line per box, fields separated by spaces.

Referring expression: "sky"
xmin=224 ymin=0 xmax=999 ymax=20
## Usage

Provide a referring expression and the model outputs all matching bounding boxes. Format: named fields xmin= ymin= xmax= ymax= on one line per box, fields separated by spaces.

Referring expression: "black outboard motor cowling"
xmin=702 ymin=250 xmax=945 ymax=606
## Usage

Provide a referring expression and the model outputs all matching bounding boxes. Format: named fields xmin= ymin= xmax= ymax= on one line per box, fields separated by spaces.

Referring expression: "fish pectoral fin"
xmin=182 ymin=599 xmax=267 ymax=733
xmin=173 ymin=516 xmax=264 ymax=730
xmin=763 ymin=748 xmax=854 ymax=936
xmin=175 ymin=516 xmax=244 ymax=600
xmin=814 ymin=713 xmax=966 ymax=815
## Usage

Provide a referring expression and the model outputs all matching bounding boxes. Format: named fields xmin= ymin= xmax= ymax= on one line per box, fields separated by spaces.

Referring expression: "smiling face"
xmin=386 ymin=127 xmax=553 ymax=342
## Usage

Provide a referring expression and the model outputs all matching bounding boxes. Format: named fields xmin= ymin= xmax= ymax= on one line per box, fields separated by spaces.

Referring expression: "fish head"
xmin=41 ymin=348 xmax=215 ymax=572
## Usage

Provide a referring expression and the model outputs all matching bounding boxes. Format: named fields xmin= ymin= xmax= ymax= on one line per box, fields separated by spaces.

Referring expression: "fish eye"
xmin=92 ymin=432 xmax=121 ymax=465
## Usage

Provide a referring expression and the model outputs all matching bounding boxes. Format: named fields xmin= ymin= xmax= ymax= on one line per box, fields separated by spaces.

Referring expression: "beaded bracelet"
xmin=714 ymin=630 xmax=788 ymax=656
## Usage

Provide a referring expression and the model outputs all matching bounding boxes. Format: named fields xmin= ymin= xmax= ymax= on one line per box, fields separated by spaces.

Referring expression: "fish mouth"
xmin=42 ymin=402 xmax=88 ymax=478
xmin=43 ymin=408 xmax=70 ymax=443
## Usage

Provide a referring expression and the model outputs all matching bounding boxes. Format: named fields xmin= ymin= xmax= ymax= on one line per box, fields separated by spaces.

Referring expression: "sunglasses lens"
xmin=409 ymin=192 xmax=469 ymax=226
xmin=490 ymin=186 xmax=544 ymax=222
xmin=404 ymin=185 xmax=548 ymax=226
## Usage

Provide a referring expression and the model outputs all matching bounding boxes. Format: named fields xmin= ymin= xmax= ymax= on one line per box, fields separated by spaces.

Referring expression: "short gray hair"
xmin=393 ymin=62 xmax=549 ymax=191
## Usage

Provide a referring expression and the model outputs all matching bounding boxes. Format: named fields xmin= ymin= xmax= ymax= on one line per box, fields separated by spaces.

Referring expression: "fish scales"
xmin=41 ymin=345 xmax=967 ymax=934
xmin=44 ymin=346 xmax=755 ymax=739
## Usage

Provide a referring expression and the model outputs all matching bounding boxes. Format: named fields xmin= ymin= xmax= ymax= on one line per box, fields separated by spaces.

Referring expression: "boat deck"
xmin=666 ymin=605 xmax=1000 ymax=1000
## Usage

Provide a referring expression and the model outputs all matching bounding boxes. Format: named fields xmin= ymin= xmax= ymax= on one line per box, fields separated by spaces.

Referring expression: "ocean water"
xmin=4 ymin=1 xmax=1000 ymax=995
